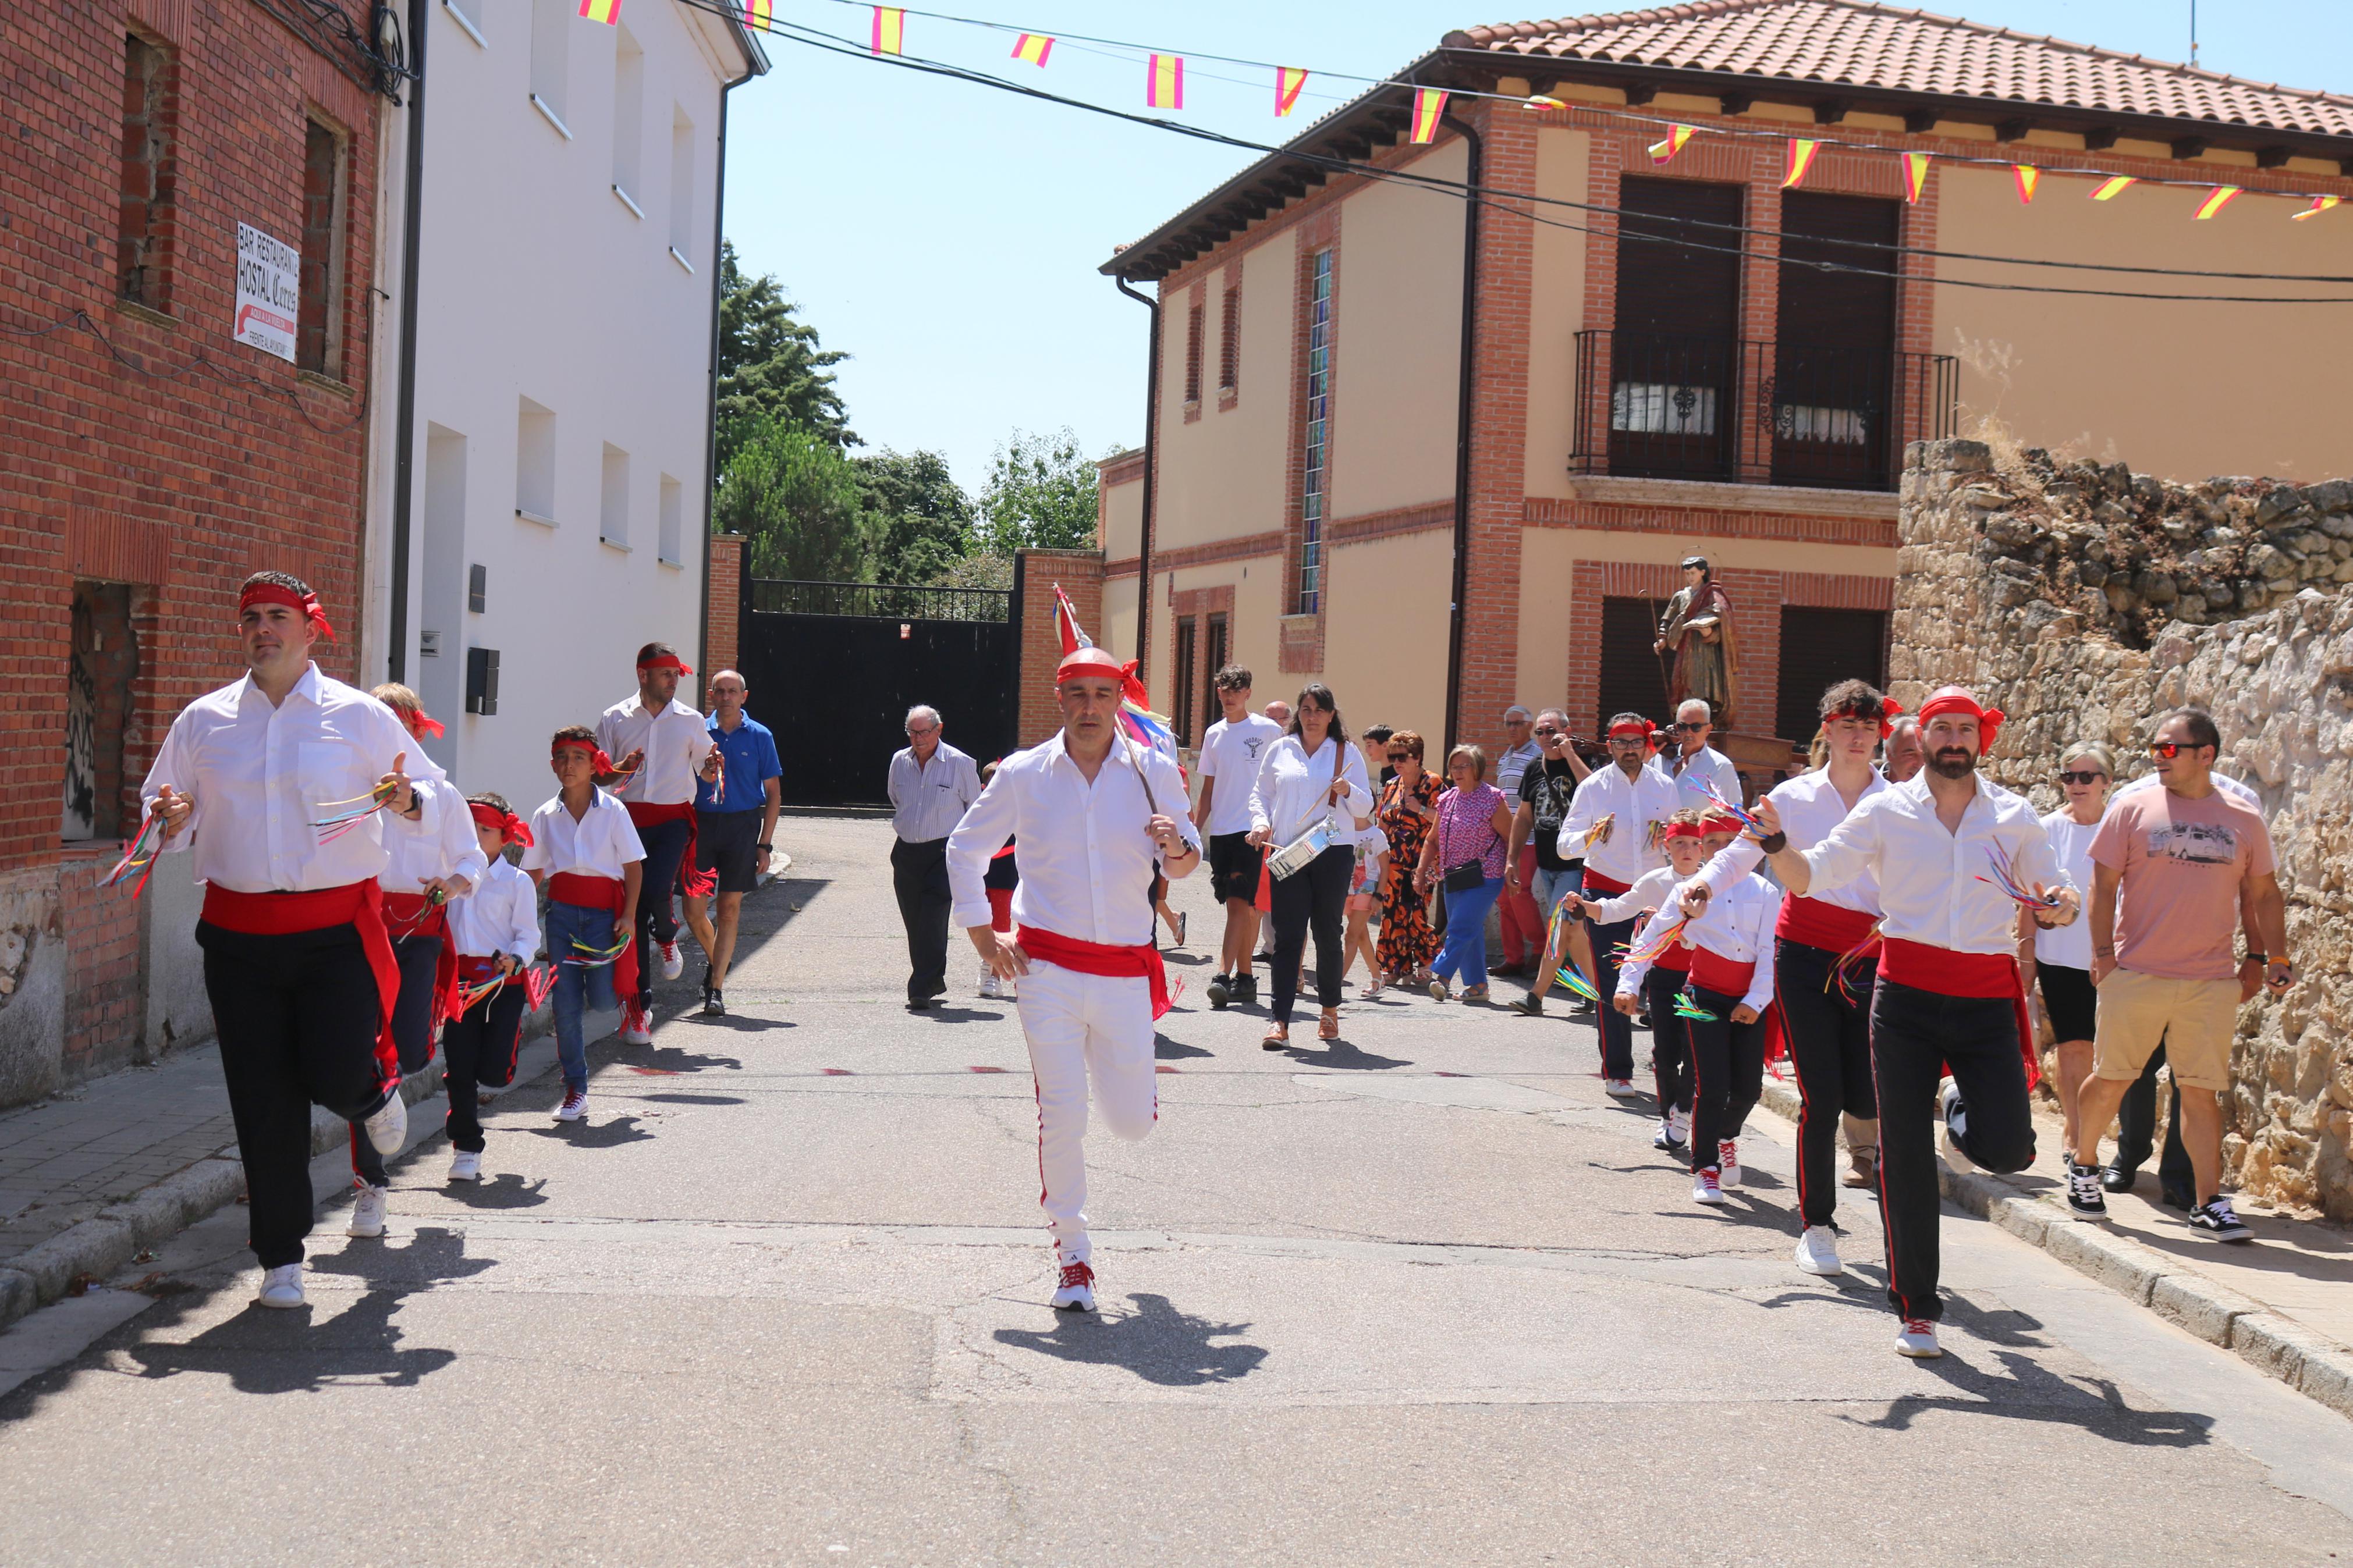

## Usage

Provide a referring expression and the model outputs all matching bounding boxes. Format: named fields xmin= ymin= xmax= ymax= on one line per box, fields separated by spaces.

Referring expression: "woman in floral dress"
xmin=1373 ymin=730 xmax=1440 ymax=986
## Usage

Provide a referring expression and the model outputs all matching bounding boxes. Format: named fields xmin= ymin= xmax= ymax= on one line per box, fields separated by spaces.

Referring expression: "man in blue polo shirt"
xmin=686 ymin=668 xmax=783 ymax=1015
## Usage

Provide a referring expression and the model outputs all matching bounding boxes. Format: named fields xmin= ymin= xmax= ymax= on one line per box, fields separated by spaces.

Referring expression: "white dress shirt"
xmin=1559 ymin=761 xmax=1682 ymax=886
xmin=1584 ymin=865 xmax=1681 ymax=927
xmin=945 ymin=732 xmax=1201 ymax=947
xmin=1616 ymin=873 xmax=1780 ymax=1014
xmin=377 ymin=755 xmax=490 ymax=897
xmin=520 ymin=790 xmax=647 ymax=881
xmin=446 ymin=857 xmax=541 ymax=965
xmin=1248 ymin=734 xmax=1372 ymax=842
xmin=889 ymin=741 xmax=982 ymax=842
xmin=597 ymin=695 xmax=716 ymax=806
xmin=1799 ymin=773 xmax=2072 ymax=957
xmin=1661 ymin=744 xmax=1742 ymax=814
xmin=1685 ymin=766 xmax=1888 ymax=913
xmin=2035 ymin=809 xmax=2103 ymax=971
xmin=141 ymin=664 xmax=428 ymax=894
xmin=1195 ymin=713 xmax=1285 ymax=837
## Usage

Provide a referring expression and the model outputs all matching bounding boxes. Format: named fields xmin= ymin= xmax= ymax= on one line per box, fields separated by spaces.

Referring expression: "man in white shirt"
xmin=1660 ymin=698 xmax=1742 ymax=811
xmin=597 ymin=643 xmax=721 ymax=1045
xmin=1754 ymin=687 xmax=2078 ymax=1360
xmin=946 ymin=646 xmax=1201 ymax=1313
xmin=889 ymin=703 xmax=982 ymax=1009
xmin=1560 ymin=716 xmax=1683 ymax=1087
xmin=1194 ymin=664 xmax=1283 ymax=1009
xmin=139 ymin=572 xmax=423 ymax=1310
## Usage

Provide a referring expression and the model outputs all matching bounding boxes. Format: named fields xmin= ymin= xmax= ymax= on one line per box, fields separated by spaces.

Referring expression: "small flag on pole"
xmin=1275 ymin=67 xmax=1309 ymax=118
xmin=2089 ymin=175 xmax=2135 ymax=201
xmin=1523 ymin=94 xmax=1566 ymax=111
xmin=743 ymin=0 xmax=771 ymax=30
xmin=1648 ymin=125 xmax=1695 ymax=164
xmin=1148 ymin=53 xmax=1184 ymax=110
xmin=1901 ymin=151 xmax=1930 ymax=204
xmin=869 ymin=6 xmax=902 ymax=54
xmin=1011 ymin=32 xmax=1053 ymax=66
xmin=1781 ymin=138 xmax=1820 ymax=188
xmin=577 ymin=0 xmax=620 ymax=22
xmin=2012 ymin=165 xmax=2040 ymax=203
xmin=1410 ymin=87 xmax=1448 ymax=143
xmin=2293 ymin=195 xmax=2343 ymax=221
xmin=2193 ymin=184 xmax=2242 ymax=220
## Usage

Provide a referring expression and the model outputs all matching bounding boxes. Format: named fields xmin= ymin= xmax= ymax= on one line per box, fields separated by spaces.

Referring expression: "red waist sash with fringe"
xmin=1878 ymin=937 xmax=2040 ymax=1088
xmin=548 ymin=872 xmax=640 ymax=1003
xmin=203 ymin=881 xmax=400 ymax=1090
xmin=1017 ymin=925 xmax=1172 ymax=1021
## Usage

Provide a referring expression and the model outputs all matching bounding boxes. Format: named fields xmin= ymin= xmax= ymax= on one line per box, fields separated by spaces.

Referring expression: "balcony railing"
xmin=748 ymin=579 xmax=1011 ymax=622
xmin=1568 ymin=331 xmax=1958 ymax=492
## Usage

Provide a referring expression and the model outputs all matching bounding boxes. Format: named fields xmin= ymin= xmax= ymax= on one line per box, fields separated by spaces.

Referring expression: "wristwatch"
xmin=2244 ymin=951 xmax=2267 ymax=966
xmin=757 ymin=842 xmax=773 ymax=851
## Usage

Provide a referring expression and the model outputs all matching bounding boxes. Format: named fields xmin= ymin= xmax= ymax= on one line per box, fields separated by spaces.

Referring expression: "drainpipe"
xmin=1440 ymin=106 xmax=1483 ymax=753
xmin=700 ymin=62 xmax=752 ymax=678
xmin=1115 ymin=275 xmax=1160 ymax=685
xmin=386 ymin=0 xmax=428 ymax=682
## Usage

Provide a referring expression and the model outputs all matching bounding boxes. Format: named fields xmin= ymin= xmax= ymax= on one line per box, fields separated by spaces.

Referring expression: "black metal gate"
xmin=736 ymin=578 xmax=1017 ymax=808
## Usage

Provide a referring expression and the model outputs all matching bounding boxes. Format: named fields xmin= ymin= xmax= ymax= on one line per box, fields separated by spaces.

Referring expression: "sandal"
xmin=1428 ymin=979 xmax=1450 ymax=1002
xmin=1360 ymin=979 xmax=1385 ymax=999
xmin=1318 ymin=1009 xmax=1341 ymax=1041
xmin=1261 ymin=1025 xmax=1290 ymax=1052
xmin=1460 ymin=984 xmax=1490 ymax=1004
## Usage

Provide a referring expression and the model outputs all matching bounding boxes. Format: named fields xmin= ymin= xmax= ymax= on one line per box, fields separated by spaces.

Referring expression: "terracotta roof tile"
xmin=1453 ymin=1 xmax=2353 ymax=139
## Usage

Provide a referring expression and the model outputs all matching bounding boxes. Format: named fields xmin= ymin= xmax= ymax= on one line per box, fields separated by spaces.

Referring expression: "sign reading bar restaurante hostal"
xmin=233 ymin=221 xmax=299 ymax=363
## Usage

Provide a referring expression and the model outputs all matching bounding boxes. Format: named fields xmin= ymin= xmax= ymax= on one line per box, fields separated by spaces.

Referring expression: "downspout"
xmin=1440 ymin=107 xmax=1483 ymax=752
xmin=1114 ymin=275 xmax=1159 ymax=684
xmin=386 ymin=0 xmax=428 ymax=681
xmin=700 ymin=63 xmax=751 ymax=678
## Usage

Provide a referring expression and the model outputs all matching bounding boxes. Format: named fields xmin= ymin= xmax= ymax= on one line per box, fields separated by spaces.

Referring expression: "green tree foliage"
xmin=716 ymin=241 xmax=853 ymax=477
xmin=977 ymin=428 xmax=1101 ymax=554
xmin=856 ymin=449 xmax=974 ymax=585
xmin=715 ymin=414 xmax=880 ymax=582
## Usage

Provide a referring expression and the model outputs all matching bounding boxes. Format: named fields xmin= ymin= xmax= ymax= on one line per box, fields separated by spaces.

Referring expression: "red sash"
xmin=548 ymin=871 xmax=641 ymax=1003
xmin=627 ymin=799 xmax=715 ymax=899
xmin=383 ymin=890 xmax=462 ymax=1034
xmin=203 ymin=881 xmax=401 ymax=1090
xmin=1777 ymin=895 xmax=1878 ymax=953
xmin=1017 ymin=925 xmax=1172 ymax=1021
xmin=1652 ymin=943 xmax=1692 ymax=973
xmin=1878 ymin=937 xmax=2040 ymax=1088
xmin=1581 ymin=868 xmax=1632 ymax=897
xmin=1687 ymin=944 xmax=1790 ymax=1075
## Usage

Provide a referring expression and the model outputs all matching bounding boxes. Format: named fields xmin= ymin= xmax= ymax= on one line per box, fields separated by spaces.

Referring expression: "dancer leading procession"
xmin=1748 ymin=687 xmax=2078 ymax=1360
xmin=140 ymin=572 xmax=426 ymax=1310
xmin=597 ymin=643 xmax=722 ymax=1045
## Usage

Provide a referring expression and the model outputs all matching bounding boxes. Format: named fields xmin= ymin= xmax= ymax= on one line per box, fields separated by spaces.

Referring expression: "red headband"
xmin=552 ymin=739 xmax=616 ymax=774
xmin=1606 ymin=719 xmax=1659 ymax=752
xmin=638 ymin=653 xmax=693 ymax=675
xmin=239 ymin=581 xmax=335 ymax=641
xmin=1662 ymin=820 xmax=1707 ymax=840
xmin=396 ymin=706 xmax=445 ymax=741
xmin=1830 ymin=695 xmax=1905 ymax=740
xmin=1917 ymin=687 xmax=2003 ymax=751
xmin=468 ymin=801 xmax=534 ymax=848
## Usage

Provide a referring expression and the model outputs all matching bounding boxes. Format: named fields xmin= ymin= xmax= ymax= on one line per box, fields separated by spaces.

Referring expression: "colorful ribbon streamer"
xmin=1619 ymin=916 xmax=1691 ymax=969
xmin=1544 ymin=898 xmax=1603 ymax=1003
xmin=1676 ymin=775 xmax=1766 ymax=839
xmin=311 ymin=780 xmax=400 ymax=844
xmin=100 ymin=810 xmax=166 ymax=898
xmin=1976 ymin=842 xmax=2061 ymax=909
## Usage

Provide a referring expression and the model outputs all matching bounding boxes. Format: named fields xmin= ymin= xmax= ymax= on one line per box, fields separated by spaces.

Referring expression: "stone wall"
xmin=1895 ymin=439 xmax=2353 ymax=1219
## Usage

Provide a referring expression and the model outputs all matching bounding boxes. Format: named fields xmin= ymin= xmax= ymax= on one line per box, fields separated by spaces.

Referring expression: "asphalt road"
xmin=2 ymin=815 xmax=2350 ymax=1566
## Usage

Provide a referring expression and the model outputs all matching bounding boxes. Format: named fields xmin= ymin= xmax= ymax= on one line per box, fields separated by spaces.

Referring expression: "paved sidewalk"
xmin=0 ymin=1050 xmax=239 ymax=1263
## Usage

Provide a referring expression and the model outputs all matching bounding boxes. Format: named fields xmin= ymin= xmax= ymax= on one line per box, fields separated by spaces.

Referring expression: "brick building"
xmin=0 ymin=0 xmax=393 ymax=1105
xmin=1095 ymin=0 xmax=2353 ymax=773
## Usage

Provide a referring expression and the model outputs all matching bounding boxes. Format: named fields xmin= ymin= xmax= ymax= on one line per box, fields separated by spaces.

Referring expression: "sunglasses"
xmin=1385 ymin=750 xmax=1410 ymax=761
xmin=1534 ymin=726 xmax=1563 ymax=738
xmin=1671 ymin=721 xmax=1707 ymax=733
xmin=2149 ymin=742 xmax=2208 ymax=758
xmin=2057 ymin=770 xmax=2108 ymax=786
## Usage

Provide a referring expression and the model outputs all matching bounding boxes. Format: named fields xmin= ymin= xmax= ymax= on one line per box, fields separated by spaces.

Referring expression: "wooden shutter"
xmin=1613 ymin=177 xmax=1744 ymax=338
xmin=1774 ymin=606 xmax=1889 ymax=744
xmin=1599 ymin=597 xmax=1671 ymax=733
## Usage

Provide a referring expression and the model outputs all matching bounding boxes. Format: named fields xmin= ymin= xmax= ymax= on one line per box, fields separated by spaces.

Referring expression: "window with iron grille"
xmin=1218 ymin=286 xmax=1240 ymax=393
xmin=1184 ymin=303 xmax=1204 ymax=404
xmin=1172 ymin=617 xmax=1198 ymax=746
xmin=1296 ymin=248 xmax=1333 ymax=614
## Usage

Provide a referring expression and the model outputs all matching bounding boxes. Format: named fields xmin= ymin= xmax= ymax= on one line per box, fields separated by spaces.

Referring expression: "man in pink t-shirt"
xmin=2067 ymin=709 xmax=2291 ymax=1242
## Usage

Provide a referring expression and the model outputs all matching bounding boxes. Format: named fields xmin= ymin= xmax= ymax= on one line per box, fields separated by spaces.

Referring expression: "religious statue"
xmin=1655 ymin=555 xmax=1740 ymax=730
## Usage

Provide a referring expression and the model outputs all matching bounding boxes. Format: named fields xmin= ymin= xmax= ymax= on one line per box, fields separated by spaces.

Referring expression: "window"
xmin=529 ymin=0 xmax=569 ymax=133
xmin=1183 ymin=303 xmax=1204 ymax=404
xmin=63 ymin=582 xmax=140 ymax=842
xmin=600 ymin=443 xmax=630 ymax=548
xmin=296 ymin=116 xmax=347 ymax=378
xmin=441 ymin=0 xmax=486 ymax=47
xmin=1172 ymin=618 xmax=1198 ymax=746
xmin=611 ymin=27 xmax=643 ymax=211
xmin=658 ymin=473 xmax=682 ymax=565
xmin=667 ymin=107 xmax=695 ymax=265
xmin=118 ymin=31 xmax=177 ymax=312
xmin=1598 ymin=596 xmax=1671 ymax=733
xmin=1776 ymin=606 xmax=1889 ymax=743
xmin=1296 ymin=248 xmax=1333 ymax=614
xmin=516 ymin=397 xmax=556 ymax=522
xmin=1202 ymin=613 xmax=1229 ymax=739
xmin=1218 ymin=286 xmax=1240 ymax=393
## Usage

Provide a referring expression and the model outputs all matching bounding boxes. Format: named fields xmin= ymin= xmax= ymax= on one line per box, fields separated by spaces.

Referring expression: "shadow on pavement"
xmin=526 ymin=1114 xmax=655 ymax=1150
xmin=1154 ymin=1036 xmax=1212 ymax=1060
xmin=441 ymin=1174 xmax=550 ymax=1210
xmin=992 ymin=1292 xmax=1268 ymax=1387
xmin=1851 ymin=1349 xmax=2214 ymax=1446
xmin=631 ymin=1092 xmax=750 ymax=1107
xmin=1279 ymin=1040 xmax=1412 ymax=1071
xmin=915 ymin=1006 xmax=1009 ymax=1023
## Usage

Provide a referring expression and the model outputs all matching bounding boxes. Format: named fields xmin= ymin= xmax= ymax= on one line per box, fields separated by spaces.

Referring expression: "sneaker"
xmin=1605 ymin=1078 xmax=1639 ymax=1098
xmin=346 ymin=1181 xmax=388 ymax=1238
xmin=1794 ymin=1226 xmax=1843 ymax=1276
xmin=1692 ymin=1168 xmax=1726 ymax=1205
xmin=1939 ymin=1080 xmax=1976 ymax=1174
xmin=1718 ymin=1140 xmax=1741 ymax=1186
xmin=1510 ymin=994 xmax=1544 ymax=1017
xmin=361 ymin=1090 xmax=407 ymax=1156
xmin=619 ymin=1002 xmax=652 ymax=1046
xmin=1206 ymin=973 xmax=1231 ymax=1009
xmin=1666 ymin=1107 xmax=1690 ymax=1146
xmin=1231 ymin=973 xmax=1258 ymax=1006
xmin=254 ymin=1263 xmax=305 ymax=1310
xmin=659 ymin=940 xmax=684 ymax=981
xmin=2187 ymin=1197 xmax=2253 ymax=1242
xmin=1050 ymin=1260 xmax=1097 ymax=1313
xmin=2065 ymin=1160 xmax=2109 ymax=1220
xmin=1652 ymin=1119 xmax=1685 ymax=1154
xmin=977 ymin=974 xmax=999 ymax=1001
xmin=1894 ymin=1318 xmax=1943 ymax=1359
xmin=1843 ymin=1147 xmax=1879 ymax=1189
xmin=449 ymin=1150 xmax=482 ymax=1183
xmin=704 ymin=989 xmax=726 ymax=1017
xmin=555 ymin=1087 xmax=588 ymax=1122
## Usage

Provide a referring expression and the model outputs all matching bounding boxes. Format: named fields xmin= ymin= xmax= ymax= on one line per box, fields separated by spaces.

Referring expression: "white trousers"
xmin=1016 ymin=959 xmax=1158 ymax=1265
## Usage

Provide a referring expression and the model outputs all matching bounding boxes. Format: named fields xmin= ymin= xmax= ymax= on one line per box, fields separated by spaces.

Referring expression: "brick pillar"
xmin=1013 ymin=548 xmax=1105 ymax=748
xmin=705 ymin=532 xmax=743 ymax=678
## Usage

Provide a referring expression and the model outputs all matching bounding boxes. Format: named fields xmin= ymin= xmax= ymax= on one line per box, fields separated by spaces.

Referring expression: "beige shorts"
xmin=2092 ymin=968 xmax=2241 ymax=1093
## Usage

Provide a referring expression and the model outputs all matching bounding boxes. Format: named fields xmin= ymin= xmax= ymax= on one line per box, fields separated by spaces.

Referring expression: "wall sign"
xmin=234 ymin=222 xmax=299 ymax=362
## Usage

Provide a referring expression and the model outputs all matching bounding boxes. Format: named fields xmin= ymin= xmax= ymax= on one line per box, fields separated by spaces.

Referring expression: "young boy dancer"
xmin=1588 ymin=807 xmax=1712 ymax=1144
xmin=1195 ymin=666 xmax=1283 ymax=1009
xmin=441 ymin=794 xmax=541 ymax=1179
xmin=597 ymin=644 xmax=720 ymax=1044
xmin=521 ymin=727 xmax=647 ymax=1121
xmin=946 ymin=646 xmax=1201 ymax=1312
xmin=140 ymin=571 xmax=421 ymax=1309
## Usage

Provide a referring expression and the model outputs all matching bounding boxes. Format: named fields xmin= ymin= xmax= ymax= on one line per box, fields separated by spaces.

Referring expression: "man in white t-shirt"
xmin=1195 ymin=664 xmax=1285 ymax=1009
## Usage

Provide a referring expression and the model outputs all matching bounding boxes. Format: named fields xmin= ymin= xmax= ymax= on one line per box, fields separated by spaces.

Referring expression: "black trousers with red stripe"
xmin=1871 ymin=977 xmax=2037 ymax=1322
xmin=1681 ymin=983 xmax=1766 ymax=1175
xmin=1777 ymin=937 xmax=1878 ymax=1229
xmin=352 ymin=933 xmax=443 ymax=1188
xmin=441 ymin=978 xmax=530 ymax=1155
xmin=1642 ymin=965 xmax=1692 ymax=1116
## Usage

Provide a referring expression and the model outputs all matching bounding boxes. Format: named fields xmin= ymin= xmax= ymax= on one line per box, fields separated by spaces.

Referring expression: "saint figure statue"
xmin=1655 ymin=556 xmax=1740 ymax=731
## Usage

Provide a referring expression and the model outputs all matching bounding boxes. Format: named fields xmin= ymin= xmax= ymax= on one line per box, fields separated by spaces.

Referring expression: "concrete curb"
xmin=1755 ymin=1078 xmax=2353 ymax=1423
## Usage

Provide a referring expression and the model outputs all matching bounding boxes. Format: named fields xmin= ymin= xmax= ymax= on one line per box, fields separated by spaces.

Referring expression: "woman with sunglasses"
xmin=2024 ymin=744 xmax=2111 ymax=1158
xmin=1245 ymin=685 xmax=1372 ymax=1048
xmin=1373 ymin=733 xmax=1442 ymax=990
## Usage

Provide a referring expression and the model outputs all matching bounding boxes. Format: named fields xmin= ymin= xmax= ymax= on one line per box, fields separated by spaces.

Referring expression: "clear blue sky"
xmin=720 ymin=2 xmax=2353 ymax=492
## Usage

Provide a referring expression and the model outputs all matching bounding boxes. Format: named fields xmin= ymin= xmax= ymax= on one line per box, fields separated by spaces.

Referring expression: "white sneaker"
xmin=1895 ymin=1318 xmax=1943 ymax=1359
xmin=1718 ymin=1140 xmax=1742 ymax=1186
xmin=347 ymin=1182 xmax=388 ymax=1238
xmin=1666 ymin=1107 xmax=1690 ymax=1145
xmin=1050 ymin=1260 xmax=1097 ymax=1313
xmin=619 ymin=1003 xmax=653 ymax=1046
xmin=978 ymin=974 xmax=999 ymax=1000
xmin=1794 ymin=1226 xmax=1843 ymax=1276
xmin=1692 ymin=1168 xmax=1726 ymax=1205
xmin=1939 ymin=1079 xmax=1976 ymax=1174
xmin=255 ymin=1263 xmax=305 ymax=1309
xmin=449 ymin=1149 xmax=482 ymax=1182
xmin=659 ymin=940 xmax=684 ymax=980
xmin=1603 ymin=1078 xmax=1639 ymax=1098
xmin=555 ymin=1088 xmax=588 ymax=1121
xmin=361 ymin=1090 xmax=407 ymax=1156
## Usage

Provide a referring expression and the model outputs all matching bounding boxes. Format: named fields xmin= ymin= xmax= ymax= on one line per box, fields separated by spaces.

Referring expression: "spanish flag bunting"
xmin=577 ymin=0 xmax=620 ymax=22
xmin=2293 ymin=195 xmax=2343 ymax=221
xmin=1781 ymin=138 xmax=1820 ymax=188
xmin=1523 ymin=94 xmax=1566 ymax=111
xmin=1275 ymin=67 xmax=1309 ymax=118
xmin=1410 ymin=87 xmax=1448 ymax=143
xmin=868 ymin=6 xmax=903 ymax=54
xmin=2011 ymin=165 xmax=2040 ymax=203
xmin=742 ymin=0 xmax=771 ymax=30
xmin=2089 ymin=175 xmax=2135 ymax=201
xmin=1011 ymin=32 xmax=1053 ymax=66
xmin=1901 ymin=151 xmax=1930 ymax=204
xmin=2193 ymin=184 xmax=2242 ymax=220
xmin=1148 ymin=53 xmax=1184 ymax=111
xmin=1648 ymin=125 xmax=1695 ymax=165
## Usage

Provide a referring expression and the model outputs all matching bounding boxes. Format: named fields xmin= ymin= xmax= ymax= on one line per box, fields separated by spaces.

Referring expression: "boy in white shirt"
xmin=521 ymin=726 xmax=647 ymax=1122
xmin=442 ymin=792 xmax=544 ymax=1179
xmin=1586 ymin=808 xmax=1712 ymax=1135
